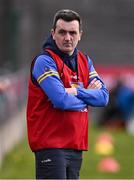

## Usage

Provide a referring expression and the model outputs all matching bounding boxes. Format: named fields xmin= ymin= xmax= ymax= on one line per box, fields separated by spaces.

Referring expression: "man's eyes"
xmin=58 ymin=30 xmax=66 ymax=35
xmin=70 ymin=31 xmax=77 ymax=35
xmin=58 ymin=30 xmax=77 ymax=35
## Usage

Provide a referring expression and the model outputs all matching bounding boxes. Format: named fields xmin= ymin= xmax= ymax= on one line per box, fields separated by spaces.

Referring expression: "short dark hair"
xmin=52 ymin=9 xmax=82 ymax=31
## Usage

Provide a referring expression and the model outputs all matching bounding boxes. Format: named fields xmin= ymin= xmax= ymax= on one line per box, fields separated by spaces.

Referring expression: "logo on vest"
xmin=70 ymin=81 xmax=84 ymax=88
xmin=80 ymin=108 xmax=88 ymax=112
xmin=41 ymin=158 xmax=52 ymax=163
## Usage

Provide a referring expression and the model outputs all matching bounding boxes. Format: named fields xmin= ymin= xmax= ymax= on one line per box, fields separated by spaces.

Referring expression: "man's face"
xmin=51 ymin=19 xmax=82 ymax=55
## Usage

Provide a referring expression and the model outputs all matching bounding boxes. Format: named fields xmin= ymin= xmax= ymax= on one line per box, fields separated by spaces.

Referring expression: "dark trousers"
xmin=35 ymin=148 xmax=83 ymax=179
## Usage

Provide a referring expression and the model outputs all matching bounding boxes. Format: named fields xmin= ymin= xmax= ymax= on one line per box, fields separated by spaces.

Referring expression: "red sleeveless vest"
xmin=27 ymin=49 xmax=89 ymax=151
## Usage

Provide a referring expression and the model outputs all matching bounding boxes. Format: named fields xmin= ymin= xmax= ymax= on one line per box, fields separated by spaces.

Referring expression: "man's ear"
xmin=51 ymin=29 xmax=55 ymax=40
xmin=79 ymin=30 xmax=83 ymax=41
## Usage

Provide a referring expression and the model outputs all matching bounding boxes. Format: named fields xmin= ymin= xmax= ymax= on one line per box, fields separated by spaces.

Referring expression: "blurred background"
xmin=0 ymin=0 xmax=134 ymax=179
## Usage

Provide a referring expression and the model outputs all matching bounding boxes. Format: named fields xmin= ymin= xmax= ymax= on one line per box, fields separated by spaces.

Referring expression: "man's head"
xmin=51 ymin=9 xmax=83 ymax=55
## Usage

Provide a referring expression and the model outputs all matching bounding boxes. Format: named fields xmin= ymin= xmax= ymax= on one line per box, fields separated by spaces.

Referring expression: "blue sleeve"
xmin=76 ymin=56 xmax=109 ymax=107
xmin=32 ymin=55 xmax=87 ymax=111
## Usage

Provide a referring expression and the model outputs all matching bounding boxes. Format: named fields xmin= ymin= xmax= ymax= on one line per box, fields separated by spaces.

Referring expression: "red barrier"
xmin=96 ymin=64 xmax=134 ymax=90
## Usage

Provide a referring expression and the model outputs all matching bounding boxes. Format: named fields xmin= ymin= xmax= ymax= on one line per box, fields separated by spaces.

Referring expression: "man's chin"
xmin=63 ymin=50 xmax=73 ymax=55
xmin=62 ymin=48 xmax=74 ymax=55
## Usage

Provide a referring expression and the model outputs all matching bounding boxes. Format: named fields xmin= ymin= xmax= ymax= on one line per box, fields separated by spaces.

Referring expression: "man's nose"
xmin=64 ymin=33 xmax=71 ymax=41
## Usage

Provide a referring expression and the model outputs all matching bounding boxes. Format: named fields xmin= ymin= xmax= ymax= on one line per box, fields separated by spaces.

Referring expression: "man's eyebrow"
xmin=58 ymin=29 xmax=77 ymax=33
xmin=58 ymin=29 xmax=66 ymax=32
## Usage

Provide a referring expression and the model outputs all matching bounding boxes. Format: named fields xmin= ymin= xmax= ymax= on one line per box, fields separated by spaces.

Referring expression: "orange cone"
xmin=95 ymin=132 xmax=114 ymax=155
xmin=97 ymin=157 xmax=120 ymax=173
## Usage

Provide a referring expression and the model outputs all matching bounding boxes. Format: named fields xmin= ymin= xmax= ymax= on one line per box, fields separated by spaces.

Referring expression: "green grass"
xmin=0 ymin=137 xmax=35 ymax=179
xmin=80 ymin=127 xmax=134 ymax=179
xmin=0 ymin=126 xmax=134 ymax=179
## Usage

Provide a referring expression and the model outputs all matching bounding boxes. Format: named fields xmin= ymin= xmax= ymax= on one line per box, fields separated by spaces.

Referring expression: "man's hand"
xmin=65 ymin=78 xmax=102 ymax=95
xmin=65 ymin=88 xmax=77 ymax=96
xmin=88 ymin=78 xmax=102 ymax=89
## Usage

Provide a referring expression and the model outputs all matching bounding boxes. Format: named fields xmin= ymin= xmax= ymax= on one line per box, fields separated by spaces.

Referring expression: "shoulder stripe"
xmin=37 ymin=70 xmax=58 ymax=82
xmin=38 ymin=73 xmax=59 ymax=84
xmin=89 ymin=74 xmax=98 ymax=78
xmin=89 ymin=71 xmax=98 ymax=78
xmin=37 ymin=71 xmax=60 ymax=84
xmin=89 ymin=71 xmax=98 ymax=75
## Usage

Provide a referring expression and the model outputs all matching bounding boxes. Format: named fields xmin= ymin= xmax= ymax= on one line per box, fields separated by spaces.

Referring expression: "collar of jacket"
xmin=42 ymin=35 xmax=78 ymax=60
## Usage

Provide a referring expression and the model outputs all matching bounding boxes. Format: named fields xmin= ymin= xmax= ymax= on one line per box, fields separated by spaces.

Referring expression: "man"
xmin=27 ymin=9 xmax=109 ymax=179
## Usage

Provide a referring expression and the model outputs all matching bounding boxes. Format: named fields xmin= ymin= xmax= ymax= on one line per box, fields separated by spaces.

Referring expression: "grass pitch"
xmin=0 ymin=126 xmax=134 ymax=179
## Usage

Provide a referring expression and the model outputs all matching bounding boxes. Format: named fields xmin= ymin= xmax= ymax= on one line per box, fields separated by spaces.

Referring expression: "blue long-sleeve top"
xmin=32 ymin=36 xmax=109 ymax=111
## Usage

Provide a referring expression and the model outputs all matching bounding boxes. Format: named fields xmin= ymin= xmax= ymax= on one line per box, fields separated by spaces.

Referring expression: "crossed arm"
xmin=65 ymin=77 xmax=109 ymax=107
xmin=32 ymin=55 xmax=109 ymax=110
xmin=66 ymin=78 xmax=102 ymax=95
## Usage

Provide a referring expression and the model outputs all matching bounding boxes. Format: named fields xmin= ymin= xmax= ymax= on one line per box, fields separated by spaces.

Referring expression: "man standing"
xmin=27 ymin=9 xmax=109 ymax=179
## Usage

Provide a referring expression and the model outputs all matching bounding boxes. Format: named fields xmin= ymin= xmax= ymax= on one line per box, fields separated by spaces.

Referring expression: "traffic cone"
xmin=94 ymin=132 xmax=114 ymax=155
xmin=97 ymin=157 xmax=120 ymax=173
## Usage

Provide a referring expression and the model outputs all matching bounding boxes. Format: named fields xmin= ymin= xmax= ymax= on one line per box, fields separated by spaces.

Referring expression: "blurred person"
xmin=98 ymin=78 xmax=134 ymax=129
xmin=115 ymin=79 xmax=134 ymax=133
xmin=124 ymin=97 xmax=134 ymax=134
xmin=97 ymin=80 xmax=124 ymax=128
xmin=27 ymin=9 xmax=109 ymax=179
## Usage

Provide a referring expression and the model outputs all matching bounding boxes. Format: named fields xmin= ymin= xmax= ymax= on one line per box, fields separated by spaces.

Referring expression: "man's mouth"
xmin=64 ymin=43 xmax=72 ymax=47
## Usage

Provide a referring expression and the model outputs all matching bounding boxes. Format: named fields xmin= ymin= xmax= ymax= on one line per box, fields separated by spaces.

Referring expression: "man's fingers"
xmin=94 ymin=80 xmax=102 ymax=89
xmin=88 ymin=78 xmax=96 ymax=88
xmin=95 ymin=81 xmax=102 ymax=89
xmin=88 ymin=78 xmax=102 ymax=89
xmin=90 ymin=78 xmax=97 ymax=85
